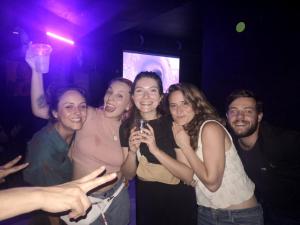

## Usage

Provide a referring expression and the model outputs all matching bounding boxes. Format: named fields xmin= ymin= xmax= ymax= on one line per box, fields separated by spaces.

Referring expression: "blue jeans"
xmin=90 ymin=179 xmax=130 ymax=225
xmin=197 ymin=204 xmax=264 ymax=225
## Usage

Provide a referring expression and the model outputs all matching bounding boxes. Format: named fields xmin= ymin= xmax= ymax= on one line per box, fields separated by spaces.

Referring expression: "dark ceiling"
xmin=0 ymin=0 xmax=202 ymax=49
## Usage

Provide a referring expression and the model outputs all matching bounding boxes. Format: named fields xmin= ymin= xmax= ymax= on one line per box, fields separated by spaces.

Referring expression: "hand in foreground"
xmin=172 ymin=122 xmax=191 ymax=149
xmin=25 ymin=42 xmax=37 ymax=71
xmin=40 ymin=167 xmax=117 ymax=219
xmin=0 ymin=155 xmax=29 ymax=183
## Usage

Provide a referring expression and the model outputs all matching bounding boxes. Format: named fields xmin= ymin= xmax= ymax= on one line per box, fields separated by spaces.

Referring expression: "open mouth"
xmin=104 ymin=103 xmax=116 ymax=112
xmin=70 ymin=118 xmax=82 ymax=123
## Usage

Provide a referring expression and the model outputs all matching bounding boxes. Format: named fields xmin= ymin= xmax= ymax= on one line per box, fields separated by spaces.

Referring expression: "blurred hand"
xmin=25 ymin=42 xmax=37 ymax=71
xmin=40 ymin=167 xmax=117 ymax=219
xmin=172 ymin=123 xmax=191 ymax=149
xmin=140 ymin=124 xmax=159 ymax=155
xmin=0 ymin=156 xmax=29 ymax=183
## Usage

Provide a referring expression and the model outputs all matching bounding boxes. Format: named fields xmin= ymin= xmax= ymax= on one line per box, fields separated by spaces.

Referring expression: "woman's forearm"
xmin=121 ymin=150 xmax=137 ymax=180
xmin=151 ymin=148 xmax=194 ymax=184
xmin=31 ymin=71 xmax=49 ymax=119
xmin=0 ymin=187 xmax=43 ymax=220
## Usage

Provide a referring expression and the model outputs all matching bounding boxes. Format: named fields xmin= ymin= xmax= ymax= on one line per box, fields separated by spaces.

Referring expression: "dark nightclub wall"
xmin=201 ymin=2 xmax=300 ymax=130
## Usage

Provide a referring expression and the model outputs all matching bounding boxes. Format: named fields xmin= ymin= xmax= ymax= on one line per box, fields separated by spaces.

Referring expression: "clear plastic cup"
xmin=30 ymin=43 xmax=52 ymax=74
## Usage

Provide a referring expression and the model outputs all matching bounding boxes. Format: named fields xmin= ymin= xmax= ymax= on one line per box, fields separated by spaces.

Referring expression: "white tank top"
xmin=194 ymin=120 xmax=255 ymax=209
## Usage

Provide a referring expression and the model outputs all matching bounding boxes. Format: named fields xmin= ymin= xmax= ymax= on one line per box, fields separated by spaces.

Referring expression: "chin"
xmin=104 ymin=111 xmax=121 ymax=119
xmin=175 ymin=120 xmax=185 ymax=126
xmin=69 ymin=122 xmax=85 ymax=130
xmin=72 ymin=125 xmax=84 ymax=130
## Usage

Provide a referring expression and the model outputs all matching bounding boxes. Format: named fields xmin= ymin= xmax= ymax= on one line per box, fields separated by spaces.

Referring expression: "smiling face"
xmin=227 ymin=97 xmax=262 ymax=138
xmin=132 ymin=77 xmax=163 ymax=120
xmin=103 ymin=80 xmax=131 ymax=119
xmin=169 ymin=90 xmax=195 ymax=125
xmin=52 ymin=90 xmax=87 ymax=132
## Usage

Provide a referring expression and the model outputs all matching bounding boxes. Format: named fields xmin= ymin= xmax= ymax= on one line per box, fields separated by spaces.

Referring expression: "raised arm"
xmin=25 ymin=46 xmax=49 ymax=119
xmin=0 ymin=167 xmax=116 ymax=221
xmin=172 ymin=122 xmax=226 ymax=192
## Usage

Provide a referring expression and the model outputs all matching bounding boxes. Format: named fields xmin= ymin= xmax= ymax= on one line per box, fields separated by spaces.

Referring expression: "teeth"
xmin=71 ymin=118 xmax=81 ymax=122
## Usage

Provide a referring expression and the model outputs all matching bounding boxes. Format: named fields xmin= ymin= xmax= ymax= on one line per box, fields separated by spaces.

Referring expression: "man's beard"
xmin=228 ymin=120 xmax=259 ymax=138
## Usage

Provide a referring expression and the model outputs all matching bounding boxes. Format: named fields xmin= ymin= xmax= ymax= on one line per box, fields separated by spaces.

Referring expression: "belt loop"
xmin=227 ymin=210 xmax=232 ymax=221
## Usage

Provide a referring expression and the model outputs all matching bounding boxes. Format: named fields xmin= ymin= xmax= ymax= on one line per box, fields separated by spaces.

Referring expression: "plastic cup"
xmin=136 ymin=119 xmax=148 ymax=133
xmin=30 ymin=43 xmax=52 ymax=74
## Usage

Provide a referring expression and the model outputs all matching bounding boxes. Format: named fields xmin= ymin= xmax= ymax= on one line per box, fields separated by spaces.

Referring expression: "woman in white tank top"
xmin=166 ymin=83 xmax=264 ymax=225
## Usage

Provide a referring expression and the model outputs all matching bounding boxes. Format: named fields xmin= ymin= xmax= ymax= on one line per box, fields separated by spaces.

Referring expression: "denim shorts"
xmin=90 ymin=179 xmax=130 ymax=225
xmin=197 ymin=204 xmax=264 ymax=225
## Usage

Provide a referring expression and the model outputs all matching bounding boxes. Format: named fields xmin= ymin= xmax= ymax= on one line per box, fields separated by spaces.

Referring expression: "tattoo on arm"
xmin=37 ymin=95 xmax=47 ymax=109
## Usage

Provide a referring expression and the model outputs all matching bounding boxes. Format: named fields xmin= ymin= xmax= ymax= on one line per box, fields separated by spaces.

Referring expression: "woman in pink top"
xmin=28 ymin=57 xmax=132 ymax=225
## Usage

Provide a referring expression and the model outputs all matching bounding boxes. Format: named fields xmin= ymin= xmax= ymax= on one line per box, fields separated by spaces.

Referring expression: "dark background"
xmin=0 ymin=0 xmax=300 ymax=164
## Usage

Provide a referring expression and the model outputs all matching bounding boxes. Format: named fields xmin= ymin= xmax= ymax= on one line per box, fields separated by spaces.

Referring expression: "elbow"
xmin=195 ymin=173 xmax=222 ymax=192
xmin=204 ymin=178 xmax=222 ymax=192
xmin=123 ymin=173 xmax=135 ymax=181
xmin=206 ymin=182 xmax=221 ymax=192
xmin=183 ymin=171 xmax=195 ymax=186
xmin=120 ymin=167 xmax=136 ymax=181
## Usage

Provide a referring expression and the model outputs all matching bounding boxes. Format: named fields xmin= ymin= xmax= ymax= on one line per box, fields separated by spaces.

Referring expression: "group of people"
xmin=0 ymin=46 xmax=299 ymax=225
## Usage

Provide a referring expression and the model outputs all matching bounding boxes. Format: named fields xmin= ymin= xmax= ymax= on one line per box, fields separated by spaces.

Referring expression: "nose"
xmin=73 ymin=106 xmax=84 ymax=115
xmin=236 ymin=110 xmax=245 ymax=119
xmin=176 ymin=105 xmax=184 ymax=116
xmin=142 ymin=90 xmax=150 ymax=98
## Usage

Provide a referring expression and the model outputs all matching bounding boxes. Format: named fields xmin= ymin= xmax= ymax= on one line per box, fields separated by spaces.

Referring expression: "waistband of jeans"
xmin=198 ymin=204 xmax=262 ymax=216
xmin=90 ymin=178 xmax=125 ymax=199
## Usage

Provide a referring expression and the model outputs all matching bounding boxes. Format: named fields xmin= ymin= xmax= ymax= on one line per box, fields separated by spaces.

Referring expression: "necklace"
xmin=100 ymin=107 xmax=120 ymax=142
xmin=113 ymin=134 xmax=118 ymax=141
xmin=106 ymin=120 xmax=119 ymax=142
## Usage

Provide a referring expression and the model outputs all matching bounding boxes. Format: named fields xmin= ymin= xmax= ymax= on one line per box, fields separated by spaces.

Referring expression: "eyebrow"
xmin=62 ymin=101 xmax=87 ymax=105
xmin=135 ymin=85 xmax=159 ymax=89
xmin=169 ymin=100 xmax=185 ymax=104
xmin=229 ymin=106 xmax=255 ymax=109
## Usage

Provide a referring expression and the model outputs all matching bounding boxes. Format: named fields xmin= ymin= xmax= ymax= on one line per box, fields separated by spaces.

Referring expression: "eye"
xmin=115 ymin=93 xmax=124 ymax=101
xmin=65 ymin=105 xmax=74 ymax=110
xmin=228 ymin=109 xmax=237 ymax=115
xmin=169 ymin=104 xmax=177 ymax=109
xmin=245 ymin=109 xmax=254 ymax=115
xmin=183 ymin=101 xmax=190 ymax=106
xmin=80 ymin=104 xmax=87 ymax=110
xmin=150 ymin=88 xmax=159 ymax=93
xmin=105 ymin=90 xmax=113 ymax=95
xmin=134 ymin=88 xmax=143 ymax=94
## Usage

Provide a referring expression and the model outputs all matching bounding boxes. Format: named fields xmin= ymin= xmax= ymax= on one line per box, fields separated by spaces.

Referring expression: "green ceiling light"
xmin=236 ymin=21 xmax=246 ymax=33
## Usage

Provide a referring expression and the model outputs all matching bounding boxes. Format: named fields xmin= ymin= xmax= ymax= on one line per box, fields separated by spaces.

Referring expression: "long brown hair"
xmin=166 ymin=83 xmax=224 ymax=150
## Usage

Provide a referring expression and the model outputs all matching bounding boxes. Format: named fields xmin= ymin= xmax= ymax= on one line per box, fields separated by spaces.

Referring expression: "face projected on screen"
xmin=123 ymin=52 xmax=179 ymax=92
